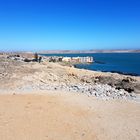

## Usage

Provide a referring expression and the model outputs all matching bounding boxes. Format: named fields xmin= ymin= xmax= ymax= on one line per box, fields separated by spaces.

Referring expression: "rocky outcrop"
xmin=92 ymin=76 xmax=140 ymax=94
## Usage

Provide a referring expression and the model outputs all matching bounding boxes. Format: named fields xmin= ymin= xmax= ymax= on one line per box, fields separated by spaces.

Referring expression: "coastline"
xmin=41 ymin=52 xmax=140 ymax=76
xmin=74 ymin=65 xmax=140 ymax=77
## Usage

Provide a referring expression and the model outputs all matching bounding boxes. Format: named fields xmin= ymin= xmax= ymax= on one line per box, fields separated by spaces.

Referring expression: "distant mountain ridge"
xmin=39 ymin=49 xmax=140 ymax=54
xmin=1 ymin=49 xmax=140 ymax=54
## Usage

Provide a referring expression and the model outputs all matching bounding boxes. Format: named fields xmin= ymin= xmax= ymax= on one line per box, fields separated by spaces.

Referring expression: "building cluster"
xmin=62 ymin=56 xmax=93 ymax=63
xmin=5 ymin=52 xmax=94 ymax=64
xmin=44 ymin=56 xmax=94 ymax=63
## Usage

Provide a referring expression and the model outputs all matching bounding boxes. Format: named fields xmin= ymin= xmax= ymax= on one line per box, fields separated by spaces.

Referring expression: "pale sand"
xmin=0 ymin=91 xmax=140 ymax=140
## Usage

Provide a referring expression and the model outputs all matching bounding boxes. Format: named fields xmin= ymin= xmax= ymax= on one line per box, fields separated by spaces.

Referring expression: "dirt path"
xmin=0 ymin=91 xmax=140 ymax=140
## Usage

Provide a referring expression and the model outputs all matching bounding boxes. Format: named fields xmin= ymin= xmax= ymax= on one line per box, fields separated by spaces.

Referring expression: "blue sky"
xmin=0 ymin=0 xmax=140 ymax=51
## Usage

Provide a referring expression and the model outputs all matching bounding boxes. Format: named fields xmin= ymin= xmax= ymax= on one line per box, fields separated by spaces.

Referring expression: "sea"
xmin=41 ymin=53 xmax=140 ymax=76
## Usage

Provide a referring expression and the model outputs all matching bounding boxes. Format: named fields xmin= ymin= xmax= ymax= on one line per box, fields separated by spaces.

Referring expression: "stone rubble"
xmin=19 ymin=81 xmax=137 ymax=100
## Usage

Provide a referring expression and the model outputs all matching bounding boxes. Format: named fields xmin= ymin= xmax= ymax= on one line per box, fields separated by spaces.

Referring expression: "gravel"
xmin=19 ymin=82 xmax=137 ymax=100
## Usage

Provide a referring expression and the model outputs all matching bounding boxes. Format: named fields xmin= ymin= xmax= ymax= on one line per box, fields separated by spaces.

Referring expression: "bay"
xmin=41 ymin=53 xmax=140 ymax=76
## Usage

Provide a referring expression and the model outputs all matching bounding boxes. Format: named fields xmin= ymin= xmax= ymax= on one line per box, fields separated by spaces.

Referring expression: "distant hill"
xmin=1 ymin=49 xmax=140 ymax=54
xmin=39 ymin=49 xmax=140 ymax=54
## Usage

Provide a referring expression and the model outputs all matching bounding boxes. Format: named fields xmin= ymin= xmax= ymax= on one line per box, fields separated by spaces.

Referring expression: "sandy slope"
xmin=0 ymin=91 xmax=140 ymax=140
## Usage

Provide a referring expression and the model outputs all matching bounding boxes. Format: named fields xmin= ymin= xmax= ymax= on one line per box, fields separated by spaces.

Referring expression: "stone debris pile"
xmin=20 ymin=81 xmax=137 ymax=100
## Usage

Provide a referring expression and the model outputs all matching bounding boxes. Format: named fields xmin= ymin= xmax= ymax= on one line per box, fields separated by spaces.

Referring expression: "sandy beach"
xmin=0 ymin=55 xmax=140 ymax=140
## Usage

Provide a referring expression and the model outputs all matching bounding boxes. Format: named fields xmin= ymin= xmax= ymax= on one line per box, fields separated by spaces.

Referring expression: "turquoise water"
xmin=41 ymin=53 xmax=140 ymax=76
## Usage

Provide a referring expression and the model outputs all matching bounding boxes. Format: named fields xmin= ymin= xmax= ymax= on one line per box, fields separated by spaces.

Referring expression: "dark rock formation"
xmin=94 ymin=76 xmax=140 ymax=94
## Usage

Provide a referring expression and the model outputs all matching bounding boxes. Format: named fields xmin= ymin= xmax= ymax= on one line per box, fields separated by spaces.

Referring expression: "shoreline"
xmin=59 ymin=61 xmax=140 ymax=77
xmin=41 ymin=53 xmax=140 ymax=77
xmin=74 ymin=65 xmax=140 ymax=77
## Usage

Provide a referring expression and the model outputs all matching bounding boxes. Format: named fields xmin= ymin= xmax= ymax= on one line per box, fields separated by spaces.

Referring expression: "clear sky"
xmin=0 ymin=0 xmax=140 ymax=51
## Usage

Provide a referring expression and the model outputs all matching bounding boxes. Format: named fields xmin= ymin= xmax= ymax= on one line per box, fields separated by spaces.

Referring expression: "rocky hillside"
xmin=0 ymin=55 xmax=140 ymax=100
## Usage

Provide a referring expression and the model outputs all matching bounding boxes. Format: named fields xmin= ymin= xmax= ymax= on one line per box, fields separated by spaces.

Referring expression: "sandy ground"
xmin=0 ymin=91 xmax=140 ymax=140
